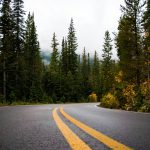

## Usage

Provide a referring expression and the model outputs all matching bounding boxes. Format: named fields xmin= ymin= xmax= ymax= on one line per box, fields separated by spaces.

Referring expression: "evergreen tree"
xmin=116 ymin=0 xmax=145 ymax=87
xmin=0 ymin=0 xmax=3 ymax=100
xmin=92 ymin=51 xmax=101 ymax=98
xmin=67 ymin=18 xmax=78 ymax=75
xmin=24 ymin=13 xmax=43 ymax=101
xmin=102 ymin=31 xmax=113 ymax=93
xmin=59 ymin=18 xmax=79 ymax=101
xmin=49 ymin=32 xmax=59 ymax=72
xmin=143 ymin=0 xmax=150 ymax=80
xmin=65 ymin=71 xmax=74 ymax=101
xmin=12 ymin=0 xmax=25 ymax=98
xmin=81 ymin=48 xmax=91 ymax=98
xmin=87 ymin=53 xmax=91 ymax=74
xmin=57 ymin=37 xmax=67 ymax=100
xmin=116 ymin=16 xmax=134 ymax=81
xmin=81 ymin=48 xmax=88 ymax=78
xmin=13 ymin=0 xmax=25 ymax=53
xmin=48 ymin=33 xmax=60 ymax=100
xmin=87 ymin=52 xmax=92 ymax=96
xmin=102 ymin=31 xmax=112 ymax=63
xmin=93 ymin=51 xmax=99 ymax=78
xmin=0 ymin=0 xmax=14 ymax=102
xmin=61 ymin=37 xmax=68 ymax=75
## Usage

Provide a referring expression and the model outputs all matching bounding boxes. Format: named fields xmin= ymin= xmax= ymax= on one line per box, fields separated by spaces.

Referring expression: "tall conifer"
xmin=143 ymin=0 xmax=150 ymax=80
xmin=116 ymin=0 xmax=145 ymax=86
xmin=102 ymin=31 xmax=113 ymax=93
xmin=0 ymin=0 xmax=14 ymax=102
xmin=24 ymin=13 xmax=43 ymax=101
xmin=67 ymin=18 xmax=78 ymax=75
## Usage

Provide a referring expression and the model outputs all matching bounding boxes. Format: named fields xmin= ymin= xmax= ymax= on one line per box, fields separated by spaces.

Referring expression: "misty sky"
xmin=24 ymin=0 xmax=125 ymax=58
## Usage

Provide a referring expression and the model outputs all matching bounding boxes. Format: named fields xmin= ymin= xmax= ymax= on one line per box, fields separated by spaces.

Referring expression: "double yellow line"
xmin=53 ymin=107 xmax=132 ymax=150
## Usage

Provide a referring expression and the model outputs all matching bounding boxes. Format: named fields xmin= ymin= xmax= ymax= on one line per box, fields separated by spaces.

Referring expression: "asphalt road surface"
xmin=0 ymin=103 xmax=150 ymax=150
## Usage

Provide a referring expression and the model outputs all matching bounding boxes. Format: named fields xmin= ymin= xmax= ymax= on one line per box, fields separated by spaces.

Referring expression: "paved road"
xmin=0 ymin=103 xmax=150 ymax=150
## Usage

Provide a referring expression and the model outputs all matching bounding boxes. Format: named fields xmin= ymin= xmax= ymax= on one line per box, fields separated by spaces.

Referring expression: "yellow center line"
xmin=52 ymin=108 xmax=92 ymax=150
xmin=60 ymin=107 xmax=132 ymax=150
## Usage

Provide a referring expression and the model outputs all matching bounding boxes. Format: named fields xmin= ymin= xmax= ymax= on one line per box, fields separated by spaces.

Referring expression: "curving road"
xmin=0 ymin=103 xmax=150 ymax=150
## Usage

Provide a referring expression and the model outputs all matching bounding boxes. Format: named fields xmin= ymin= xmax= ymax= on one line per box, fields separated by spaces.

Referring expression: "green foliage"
xmin=0 ymin=0 xmax=15 ymax=101
xmin=101 ymin=31 xmax=114 ymax=94
xmin=12 ymin=0 xmax=25 ymax=99
xmin=116 ymin=0 xmax=145 ymax=87
xmin=80 ymin=48 xmax=91 ymax=97
xmin=9 ymin=91 xmax=17 ymax=103
xmin=0 ymin=0 xmax=149 ymax=113
xmin=140 ymin=80 xmax=150 ymax=100
xmin=101 ymin=93 xmax=119 ymax=109
xmin=0 ymin=94 xmax=5 ymax=103
xmin=139 ymin=103 xmax=150 ymax=112
xmin=67 ymin=18 xmax=78 ymax=75
xmin=61 ymin=38 xmax=68 ymax=75
xmin=47 ymin=97 xmax=53 ymax=104
xmin=50 ymin=32 xmax=59 ymax=72
xmin=114 ymin=71 xmax=126 ymax=108
xmin=91 ymin=51 xmax=101 ymax=98
xmin=23 ymin=13 xmax=43 ymax=102
xmin=75 ymin=97 xmax=87 ymax=103
xmin=143 ymin=0 xmax=150 ymax=81
xmin=29 ymin=82 xmax=43 ymax=102
xmin=102 ymin=31 xmax=112 ymax=62
xmin=60 ymin=96 xmax=66 ymax=103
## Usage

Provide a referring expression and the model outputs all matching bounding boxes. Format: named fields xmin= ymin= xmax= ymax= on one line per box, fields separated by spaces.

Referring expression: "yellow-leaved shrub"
xmin=123 ymin=85 xmax=136 ymax=102
xmin=139 ymin=80 xmax=150 ymax=112
xmin=101 ymin=93 xmax=119 ymax=108
xmin=140 ymin=80 xmax=150 ymax=100
xmin=88 ymin=93 xmax=98 ymax=102
xmin=115 ymin=71 xmax=123 ymax=83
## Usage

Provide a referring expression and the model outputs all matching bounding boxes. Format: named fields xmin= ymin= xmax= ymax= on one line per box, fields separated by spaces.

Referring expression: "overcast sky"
xmin=24 ymin=0 xmax=125 ymax=58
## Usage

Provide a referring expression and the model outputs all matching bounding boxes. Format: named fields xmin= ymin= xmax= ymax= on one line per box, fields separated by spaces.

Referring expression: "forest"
xmin=0 ymin=0 xmax=150 ymax=112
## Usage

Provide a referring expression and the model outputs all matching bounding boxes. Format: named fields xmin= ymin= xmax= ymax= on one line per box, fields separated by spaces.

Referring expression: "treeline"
xmin=0 ymin=0 xmax=150 ymax=112
xmin=0 ymin=0 xmax=43 ymax=103
xmin=43 ymin=28 xmax=115 ymax=103
xmin=100 ymin=0 xmax=150 ymax=112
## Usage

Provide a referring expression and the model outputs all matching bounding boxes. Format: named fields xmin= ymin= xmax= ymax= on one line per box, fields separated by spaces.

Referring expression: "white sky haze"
xmin=24 ymin=0 xmax=125 ymax=58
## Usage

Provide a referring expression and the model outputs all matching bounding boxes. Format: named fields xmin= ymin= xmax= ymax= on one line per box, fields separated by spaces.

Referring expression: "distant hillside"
xmin=40 ymin=50 xmax=95 ymax=65
xmin=41 ymin=51 xmax=50 ymax=64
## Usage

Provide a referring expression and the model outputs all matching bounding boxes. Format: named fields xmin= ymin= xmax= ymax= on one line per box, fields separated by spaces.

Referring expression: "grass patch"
xmin=0 ymin=101 xmax=50 ymax=106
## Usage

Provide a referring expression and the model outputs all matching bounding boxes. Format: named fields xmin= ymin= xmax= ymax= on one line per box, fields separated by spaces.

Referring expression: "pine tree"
xmin=102 ymin=31 xmax=113 ymax=93
xmin=67 ymin=18 xmax=78 ymax=75
xmin=93 ymin=51 xmax=99 ymax=78
xmin=61 ymin=37 xmax=68 ymax=75
xmin=87 ymin=53 xmax=91 ymax=74
xmin=81 ymin=48 xmax=91 ymax=97
xmin=49 ymin=32 xmax=59 ymax=73
xmin=65 ymin=71 xmax=74 ymax=101
xmin=61 ymin=18 xmax=79 ymax=101
xmin=12 ymin=0 xmax=25 ymax=98
xmin=49 ymin=33 xmax=60 ymax=99
xmin=0 ymin=0 xmax=3 ymax=100
xmin=92 ymin=51 xmax=100 ymax=97
xmin=81 ymin=47 xmax=88 ymax=78
xmin=0 ymin=0 xmax=14 ymax=102
xmin=116 ymin=16 xmax=133 ymax=81
xmin=116 ymin=0 xmax=145 ymax=86
xmin=102 ymin=31 xmax=112 ymax=63
xmin=143 ymin=0 xmax=150 ymax=80
xmin=24 ymin=13 xmax=43 ymax=101
xmin=87 ymin=53 xmax=92 ymax=96
xmin=13 ymin=0 xmax=25 ymax=53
